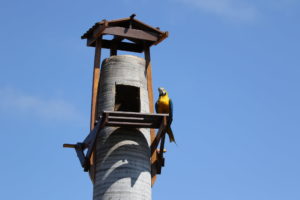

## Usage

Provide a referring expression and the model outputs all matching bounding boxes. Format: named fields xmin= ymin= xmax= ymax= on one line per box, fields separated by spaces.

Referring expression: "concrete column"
xmin=93 ymin=55 xmax=151 ymax=200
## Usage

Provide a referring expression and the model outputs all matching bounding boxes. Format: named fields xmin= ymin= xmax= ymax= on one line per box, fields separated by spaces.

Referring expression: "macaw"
xmin=155 ymin=87 xmax=175 ymax=143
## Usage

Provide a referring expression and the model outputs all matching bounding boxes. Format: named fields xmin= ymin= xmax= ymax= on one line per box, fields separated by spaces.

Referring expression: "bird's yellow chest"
xmin=157 ymin=96 xmax=170 ymax=113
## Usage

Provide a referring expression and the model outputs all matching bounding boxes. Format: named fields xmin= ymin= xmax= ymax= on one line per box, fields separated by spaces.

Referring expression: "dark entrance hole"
xmin=114 ymin=85 xmax=140 ymax=112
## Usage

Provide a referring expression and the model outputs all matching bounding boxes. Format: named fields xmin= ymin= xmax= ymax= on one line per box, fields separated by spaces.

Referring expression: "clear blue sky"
xmin=1 ymin=0 xmax=300 ymax=199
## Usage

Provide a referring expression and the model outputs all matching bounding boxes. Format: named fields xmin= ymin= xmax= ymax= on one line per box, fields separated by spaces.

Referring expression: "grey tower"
xmin=64 ymin=16 xmax=170 ymax=200
xmin=93 ymin=55 xmax=151 ymax=199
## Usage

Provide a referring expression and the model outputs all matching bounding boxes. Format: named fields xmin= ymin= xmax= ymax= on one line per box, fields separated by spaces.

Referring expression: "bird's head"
xmin=158 ymin=87 xmax=168 ymax=96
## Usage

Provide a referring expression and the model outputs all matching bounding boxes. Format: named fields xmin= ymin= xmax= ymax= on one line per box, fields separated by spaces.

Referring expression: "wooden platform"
xmin=102 ymin=111 xmax=168 ymax=128
xmin=64 ymin=111 xmax=169 ymax=181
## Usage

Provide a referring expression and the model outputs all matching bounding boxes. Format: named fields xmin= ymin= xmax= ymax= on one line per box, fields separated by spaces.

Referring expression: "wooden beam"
xmin=87 ymin=39 xmax=144 ymax=52
xmin=145 ymin=47 xmax=156 ymax=143
xmin=102 ymin=27 xmax=159 ymax=42
xmin=63 ymin=144 xmax=76 ymax=148
xmin=145 ymin=47 xmax=154 ymax=114
xmin=106 ymin=121 xmax=154 ymax=128
xmin=132 ymin=18 xmax=164 ymax=34
xmin=110 ymin=49 xmax=117 ymax=56
xmin=74 ymin=143 xmax=87 ymax=169
xmin=108 ymin=116 xmax=146 ymax=122
xmin=145 ymin=46 xmax=158 ymax=186
xmin=92 ymin=20 xmax=108 ymax=38
xmin=103 ymin=110 xmax=168 ymax=117
xmin=88 ymin=37 xmax=102 ymax=183
xmin=159 ymin=134 xmax=166 ymax=159
xmin=87 ymin=26 xmax=158 ymax=47
xmin=153 ymin=31 xmax=169 ymax=46
xmin=151 ymin=116 xmax=167 ymax=155
xmin=83 ymin=119 xmax=106 ymax=172
xmin=110 ymin=36 xmax=123 ymax=56
xmin=90 ymin=38 xmax=102 ymax=130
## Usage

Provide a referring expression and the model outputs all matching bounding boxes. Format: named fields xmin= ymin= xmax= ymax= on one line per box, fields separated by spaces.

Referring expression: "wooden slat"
xmin=63 ymin=144 xmax=76 ymax=148
xmin=81 ymin=17 xmax=165 ymax=39
xmin=64 ymin=111 xmax=170 ymax=182
xmin=104 ymin=111 xmax=168 ymax=129
xmin=132 ymin=18 xmax=164 ymax=34
xmin=108 ymin=116 xmax=146 ymax=122
xmin=103 ymin=110 xmax=168 ymax=117
xmin=106 ymin=121 xmax=154 ymax=128
xmin=102 ymin=27 xmax=159 ymax=42
xmin=88 ymin=39 xmax=144 ymax=52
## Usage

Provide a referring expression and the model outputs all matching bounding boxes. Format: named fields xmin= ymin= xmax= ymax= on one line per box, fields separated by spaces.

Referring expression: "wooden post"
xmin=90 ymin=37 xmax=102 ymax=130
xmin=144 ymin=46 xmax=157 ymax=186
xmin=89 ymin=37 xmax=102 ymax=182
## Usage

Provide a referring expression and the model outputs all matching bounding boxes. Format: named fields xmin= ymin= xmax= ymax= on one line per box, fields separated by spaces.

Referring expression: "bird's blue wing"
xmin=155 ymin=101 xmax=158 ymax=113
xmin=169 ymin=98 xmax=173 ymax=122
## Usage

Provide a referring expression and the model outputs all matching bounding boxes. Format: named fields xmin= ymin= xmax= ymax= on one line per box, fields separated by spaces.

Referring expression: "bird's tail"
xmin=166 ymin=127 xmax=176 ymax=143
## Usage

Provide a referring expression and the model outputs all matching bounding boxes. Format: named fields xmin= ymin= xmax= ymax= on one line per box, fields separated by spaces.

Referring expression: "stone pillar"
xmin=93 ymin=55 xmax=151 ymax=200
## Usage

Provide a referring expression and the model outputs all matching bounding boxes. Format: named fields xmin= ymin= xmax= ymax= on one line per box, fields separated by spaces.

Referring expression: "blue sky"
xmin=1 ymin=0 xmax=300 ymax=199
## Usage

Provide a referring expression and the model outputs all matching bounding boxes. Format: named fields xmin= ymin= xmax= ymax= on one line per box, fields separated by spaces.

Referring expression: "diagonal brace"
xmin=63 ymin=114 xmax=107 ymax=171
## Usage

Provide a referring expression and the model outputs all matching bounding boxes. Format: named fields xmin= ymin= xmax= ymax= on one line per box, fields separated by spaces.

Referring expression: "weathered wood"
xmin=81 ymin=17 xmax=164 ymax=40
xmin=106 ymin=121 xmax=154 ymax=128
xmin=64 ymin=109 xmax=169 ymax=189
xmin=90 ymin=38 xmax=102 ymax=130
xmin=111 ymin=36 xmax=123 ymax=56
xmin=132 ymin=18 xmax=164 ymax=34
xmin=144 ymin=47 xmax=153 ymax=115
xmin=88 ymin=37 xmax=102 ymax=183
xmin=144 ymin=46 xmax=158 ymax=186
xmin=159 ymin=134 xmax=166 ymax=160
xmin=102 ymin=27 xmax=159 ymax=42
xmin=87 ymin=39 xmax=144 ymax=52
xmin=104 ymin=110 xmax=168 ymax=117
xmin=83 ymin=120 xmax=103 ymax=145
xmin=92 ymin=24 xmax=107 ymax=39
xmin=63 ymin=144 xmax=76 ymax=148
xmin=84 ymin=137 xmax=96 ymax=172
xmin=156 ymin=148 xmax=167 ymax=153
xmin=108 ymin=116 xmax=147 ymax=123
xmin=64 ymin=111 xmax=169 ymax=167
xmin=73 ymin=143 xmax=88 ymax=169
xmin=153 ymin=31 xmax=169 ymax=45
xmin=151 ymin=116 xmax=167 ymax=155
xmin=87 ymin=25 xmax=159 ymax=47
xmin=157 ymin=133 xmax=166 ymax=174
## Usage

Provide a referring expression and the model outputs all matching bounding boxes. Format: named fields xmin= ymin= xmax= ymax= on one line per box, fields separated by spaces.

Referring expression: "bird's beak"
xmin=158 ymin=87 xmax=164 ymax=96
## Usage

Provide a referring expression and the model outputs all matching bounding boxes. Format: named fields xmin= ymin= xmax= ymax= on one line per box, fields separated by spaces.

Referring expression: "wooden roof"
xmin=81 ymin=15 xmax=168 ymax=52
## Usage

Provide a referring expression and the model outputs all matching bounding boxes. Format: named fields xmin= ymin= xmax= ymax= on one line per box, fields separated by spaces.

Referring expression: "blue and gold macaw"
xmin=155 ymin=87 xmax=175 ymax=143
